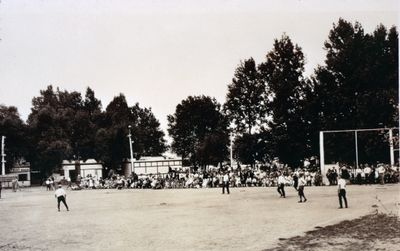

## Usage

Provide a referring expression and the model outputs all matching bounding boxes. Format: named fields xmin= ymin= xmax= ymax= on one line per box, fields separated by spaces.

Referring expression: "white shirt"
xmin=378 ymin=166 xmax=385 ymax=174
xmin=298 ymin=177 xmax=306 ymax=187
xmin=55 ymin=188 xmax=67 ymax=198
xmin=337 ymin=178 xmax=346 ymax=190
xmin=223 ymin=174 xmax=229 ymax=182
xmin=278 ymin=176 xmax=286 ymax=185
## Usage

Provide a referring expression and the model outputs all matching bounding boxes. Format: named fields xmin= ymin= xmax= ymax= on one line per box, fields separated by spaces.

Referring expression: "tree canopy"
xmin=168 ymin=95 xmax=229 ymax=168
xmin=1 ymin=18 xmax=397 ymax=175
xmin=24 ymin=86 xmax=167 ymax=176
xmin=224 ymin=58 xmax=268 ymax=135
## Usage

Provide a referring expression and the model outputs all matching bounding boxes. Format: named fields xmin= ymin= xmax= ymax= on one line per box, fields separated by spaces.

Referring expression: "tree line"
xmin=0 ymin=19 xmax=398 ymax=176
xmin=1 ymin=87 xmax=167 ymax=176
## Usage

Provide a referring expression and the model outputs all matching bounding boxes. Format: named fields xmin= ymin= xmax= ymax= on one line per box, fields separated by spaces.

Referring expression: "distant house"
xmin=0 ymin=161 xmax=31 ymax=187
xmin=61 ymin=159 xmax=103 ymax=181
xmin=122 ymin=156 xmax=183 ymax=176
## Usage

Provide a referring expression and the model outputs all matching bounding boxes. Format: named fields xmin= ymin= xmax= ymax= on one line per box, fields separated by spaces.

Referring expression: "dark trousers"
xmin=222 ymin=182 xmax=230 ymax=194
xmin=338 ymin=189 xmax=348 ymax=208
xmin=298 ymin=186 xmax=306 ymax=201
xmin=57 ymin=196 xmax=69 ymax=210
xmin=379 ymin=174 xmax=385 ymax=185
xmin=356 ymin=174 xmax=362 ymax=185
xmin=277 ymin=184 xmax=285 ymax=197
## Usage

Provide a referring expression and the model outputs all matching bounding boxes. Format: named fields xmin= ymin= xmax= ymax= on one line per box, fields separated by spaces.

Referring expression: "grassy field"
xmin=0 ymin=184 xmax=399 ymax=250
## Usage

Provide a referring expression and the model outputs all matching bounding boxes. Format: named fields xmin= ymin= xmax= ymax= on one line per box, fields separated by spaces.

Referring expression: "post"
xmin=389 ymin=128 xmax=395 ymax=167
xmin=319 ymin=131 xmax=327 ymax=185
xmin=230 ymin=132 xmax=233 ymax=169
xmin=355 ymin=130 xmax=359 ymax=169
xmin=1 ymin=136 xmax=5 ymax=175
xmin=128 ymin=126 xmax=135 ymax=174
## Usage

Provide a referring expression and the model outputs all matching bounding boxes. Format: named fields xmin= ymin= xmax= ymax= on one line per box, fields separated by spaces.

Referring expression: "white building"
xmin=123 ymin=156 xmax=183 ymax=176
xmin=62 ymin=159 xmax=103 ymax=180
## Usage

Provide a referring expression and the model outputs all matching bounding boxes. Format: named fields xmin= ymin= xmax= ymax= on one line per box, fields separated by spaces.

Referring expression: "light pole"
xmin=1 ymin=136 xmax=5 ymax=175
xmin=128 ymin=126 xmax=134 ymax=174
xmin=230 ymin=131 xmax=233 ymax=169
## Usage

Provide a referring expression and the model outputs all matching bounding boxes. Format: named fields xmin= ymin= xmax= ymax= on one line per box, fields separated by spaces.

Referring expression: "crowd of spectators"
xmin=69 ymin=166 xmax=324 ymax=190
xmin=51 ymin=161 xmax=399 ymax=191
xmin=326 ymin=163 xmax=399 ymax=185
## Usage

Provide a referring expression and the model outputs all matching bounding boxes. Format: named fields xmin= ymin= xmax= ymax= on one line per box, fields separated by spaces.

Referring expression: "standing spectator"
xmin=88 ymin=177 xmax=94 ymax=189
xmin=337 ymin=175 xmax=348 ymax=209
xmin=363 ymin=165 xmax=371 ymax=184
xmin=355 ymin=166 xmax=363 ymax=184
xmin=340 ymin=166 xmax=350 ymax=180
xmin=67 ymin=176 xmax=72 ymax=189
xmin=331 ymin=168 xmax=338 ymax=185
xmin=377 ymin=164 xmax=385 ymax=185
xmin=297 ymin=173 xmax=307 ymax=203
xmin=222 ymin=172 xmax=230 ymax=194
xmin=50 ymin=176 xmax=55 ymax=190
xmin=46 ymin=179 xmax=51 ymax=190
xmin=370 ymin=166 xmax=377 ymax=184
xmin=326 ymin=169 xmax=332 ymax=185
xmin=306 ymin=174 xmax=312 ymax=186
xmin=55 ymin=185 xmax=69 ymax=212
xmin=313 ymin=171 xmax=322 ymax=186
xmin=292 ymin=172 xmax=298 ymax=191
xmin=49 ymin=178 xmax=54 ymax=190
xmin=277 ymin=172 xmax=286 ymax=198
xmin=12 ymin=178 xmax=19 ymax=192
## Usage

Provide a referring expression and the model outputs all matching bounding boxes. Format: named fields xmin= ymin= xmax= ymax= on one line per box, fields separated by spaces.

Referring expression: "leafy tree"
xmin=28 ymin=87 xmax=167 ymax=174
xmin=27 ymin=86 xmax=80 ymax=176
xmin=259 ymin=34 xmax=310 ymax=166
xmin=310 ymin=19 xmax=398 ymax=164
xmin=224 ymin=58 xmax=268 ymax=134
xmin=131 ymin=104 xmax=167 ymax=158
xmin=96 ymin=94 xmax=132 ymax=169
xmin=233 ymin=131 xmax=270 ymax=166
xmin=196 ymin=132 xmax=229 ymax=167
xmin=0 ymin=105 xmax=28 ymax=172
xmin=97 ymin=94 xmax=167 ymax=169
xmin=28 ymin=86 xmax=61 ymax=175
xmin=73 ymin=87 xmax=103 ymax=160
xmin=168 ymin=95 xmax=229 ymax=168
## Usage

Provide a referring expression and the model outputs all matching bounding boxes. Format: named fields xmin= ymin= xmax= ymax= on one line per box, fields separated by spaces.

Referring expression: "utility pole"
xmin=1 ymin=136 xmax=6 ymax=175
xmin=230 ymin=132 xmax=233 ymax=169
xmin=128 ymin=125 xmax=134 ymax=174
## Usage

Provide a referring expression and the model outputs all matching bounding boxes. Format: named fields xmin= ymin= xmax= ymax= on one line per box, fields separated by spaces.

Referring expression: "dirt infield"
xmin=0 ymin=184 xmax=399 ymax=250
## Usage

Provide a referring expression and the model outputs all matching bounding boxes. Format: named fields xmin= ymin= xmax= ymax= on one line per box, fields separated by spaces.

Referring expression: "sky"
xmin=0 ymin=0 xmax=398 ymax=135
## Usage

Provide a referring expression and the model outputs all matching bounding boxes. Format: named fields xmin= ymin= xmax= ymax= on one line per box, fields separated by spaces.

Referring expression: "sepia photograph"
xmin=0 ymin=0 xmax=399 ymax=250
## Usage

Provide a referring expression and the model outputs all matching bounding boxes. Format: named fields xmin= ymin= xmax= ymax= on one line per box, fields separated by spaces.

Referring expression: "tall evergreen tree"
xmin=259 ymin=34 xmax=310 ymax=167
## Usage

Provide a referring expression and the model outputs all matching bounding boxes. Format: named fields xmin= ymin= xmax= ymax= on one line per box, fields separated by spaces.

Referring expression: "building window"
xmin=19 ymin=174 xmax=28 ymax=181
